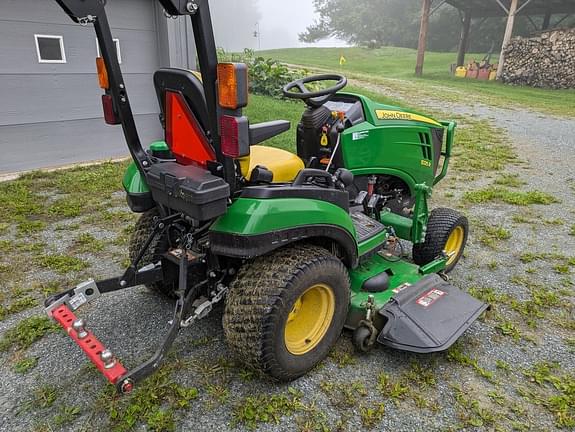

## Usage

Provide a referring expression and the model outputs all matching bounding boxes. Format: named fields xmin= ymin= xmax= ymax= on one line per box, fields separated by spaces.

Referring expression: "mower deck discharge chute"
xmin=44 ymin=0 xmax=488 ymax=394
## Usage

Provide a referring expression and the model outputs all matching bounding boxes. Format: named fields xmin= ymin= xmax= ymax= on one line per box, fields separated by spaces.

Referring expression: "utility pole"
xmin=496 ymin=0 xmax=519 ymax=80
xmin=415 ymin=0 xmax=431 ymax=77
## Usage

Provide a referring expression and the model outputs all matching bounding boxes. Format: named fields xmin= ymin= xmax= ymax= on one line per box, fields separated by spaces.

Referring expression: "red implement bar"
xmin=51 ymin=305 xmax=127 ymax=385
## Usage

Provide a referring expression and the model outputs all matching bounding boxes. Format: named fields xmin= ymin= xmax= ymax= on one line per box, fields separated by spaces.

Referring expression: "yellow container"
xmin=489 ymin=70 xmax=497 ymax=81
xmin=455 ymin=66 xmax=467 ymax=78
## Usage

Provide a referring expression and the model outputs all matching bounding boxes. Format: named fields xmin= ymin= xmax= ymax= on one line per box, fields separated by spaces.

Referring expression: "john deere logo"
xmin=376 ymin=110 xmax=412 ymax=121
xmin=375 ymin=110 xmax=441 ymax=127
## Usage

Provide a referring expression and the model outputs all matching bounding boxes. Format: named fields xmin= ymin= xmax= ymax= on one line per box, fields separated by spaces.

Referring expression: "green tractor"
xmin=46 ymin=0 xmax=487 ymax=393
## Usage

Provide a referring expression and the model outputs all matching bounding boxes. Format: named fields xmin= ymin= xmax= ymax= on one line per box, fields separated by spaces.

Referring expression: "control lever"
xmin=325 ymin=121 xmax=345 ymax=172
xmin=367 ymin=193 xmax=385 ymax=220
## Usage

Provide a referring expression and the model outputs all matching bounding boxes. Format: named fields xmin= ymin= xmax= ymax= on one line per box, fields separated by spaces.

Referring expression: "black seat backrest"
xmin=153 ymin=68 xmax=209 ymax=133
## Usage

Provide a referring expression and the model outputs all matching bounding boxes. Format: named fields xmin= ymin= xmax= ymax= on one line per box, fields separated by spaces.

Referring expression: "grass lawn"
xmin=260 ymin=47 xmax=575 ymax=118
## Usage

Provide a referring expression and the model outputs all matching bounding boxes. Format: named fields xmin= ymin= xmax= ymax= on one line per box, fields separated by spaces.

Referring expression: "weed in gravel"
xmin=0 ymin=296 xmax=37 ymax=320
xmin=360 ymin=403 xmax=386 ymax=429
xmin=446 ymin=343 xmax=495 ymax=382
xmin=377 ymin=373 xmax=409 ymax=402
xmin=53 ymin=405 xmax=81 ymax=427
xmin=403 ymin=361 xmax=437 ymax=389
xmin=32 ymin=385 xmax=59 ymax=409
xmin=233 ymin=387 xmax=302 ymax=430
xmin=570 ymin=225 xmax=575 ymax=236
xmin=13 ymin=356 xmax=38 ymax=374
xmin=205 ymin=383 xmax=230 ymax=408
xmin=452 ymin=385 xmax=499 ymax=428
xmin=451 ymin=119 xmax=516 ymax=174
xmin=496 ymin=360 xmax=511 ymax=373
xmin=17 ymin=220 xmax=47 ymax=236
xmin=48 ymin=197 xmax=85 ymax=218
xmin=464 ymin=187 xmax=559 ymax=206
xmin=554 ymin=264 xmax=571 ymax=274
xmin=35 ymin=254 xmax=88 ymax=274
xmin=328 ymin=345 xmax=357 ymax=368
xmin=487 ymin=390 xmax=506 ymax=405
xmin=521 ymin=362 xmax=575 ymax=428
xmin=494 ymin=174 xmax=526 ymax=188
xmin=496 ymin=319 xmax=522 ymax=341
xmin=0 ymin=181 xmax=43 ymax=222
xmin=104 ymin=361 xmax=199 ymax=432
xmin=73 ymin=233 xmax=105 ymax=253
xmin=0 ymin=316 xmax=59 ymax=352
xmin=321 ymin=379 xmax=367 ymax=409
xmin=476 ymin=224 xmax=511 ymax=248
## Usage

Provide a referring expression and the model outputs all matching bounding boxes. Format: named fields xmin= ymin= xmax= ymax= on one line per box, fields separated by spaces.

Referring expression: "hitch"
xmin=43 ymin=213 xmax=222 ymax=394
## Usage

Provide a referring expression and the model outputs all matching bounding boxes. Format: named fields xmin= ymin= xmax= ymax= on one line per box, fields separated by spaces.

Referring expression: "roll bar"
xmin=54 ymin=0 xmax=236 ymax=188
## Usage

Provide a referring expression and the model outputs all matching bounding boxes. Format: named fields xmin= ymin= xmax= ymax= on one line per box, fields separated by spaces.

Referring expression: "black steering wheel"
xmin=282 ymin=74 xmax=347 ymax=108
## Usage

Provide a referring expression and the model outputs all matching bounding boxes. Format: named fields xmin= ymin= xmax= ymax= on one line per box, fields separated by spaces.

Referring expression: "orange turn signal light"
xmin=96 ymin=57 xmax=109 ymax=90
xmin=217 ymin=63 xmax=248 ymax=110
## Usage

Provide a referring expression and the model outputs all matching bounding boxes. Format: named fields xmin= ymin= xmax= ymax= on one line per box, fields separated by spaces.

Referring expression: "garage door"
xmin=0 ymin=0 xmax=164 ymax=173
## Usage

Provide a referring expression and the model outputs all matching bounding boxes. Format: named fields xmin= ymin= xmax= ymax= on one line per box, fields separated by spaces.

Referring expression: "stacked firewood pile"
xmin=501 ymin=28 xmax=575 ymax=89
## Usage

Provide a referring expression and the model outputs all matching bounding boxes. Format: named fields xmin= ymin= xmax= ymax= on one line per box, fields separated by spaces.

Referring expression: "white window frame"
xmin=96 ymin=38 xmax=122 ymax=64
xmin=34 ymin=34 xmax=67 ymax=64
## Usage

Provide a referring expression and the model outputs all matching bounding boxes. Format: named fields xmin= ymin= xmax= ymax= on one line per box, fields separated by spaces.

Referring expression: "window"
xmin=96 ymin=38 xmax=122 ymax=64
xmin=34 ymin=35 xmax=66 ymax=63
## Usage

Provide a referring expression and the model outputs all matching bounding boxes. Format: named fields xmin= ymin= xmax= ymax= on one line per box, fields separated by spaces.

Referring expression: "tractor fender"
xmin=209 ymin=197 xmax=359 ymax=267
xmin=123 ymin=161 xmax=154 ymax=213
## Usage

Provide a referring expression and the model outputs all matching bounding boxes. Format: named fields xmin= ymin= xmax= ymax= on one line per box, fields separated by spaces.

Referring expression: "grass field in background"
xmin=260 ymin=47 xmax=575 ymax=117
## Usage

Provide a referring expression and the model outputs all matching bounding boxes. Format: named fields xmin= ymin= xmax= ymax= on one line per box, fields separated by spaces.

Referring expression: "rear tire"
xmin=128 ymin=208 xmax=177 ymax=298
xmin=412 ymin=208 xmax=468 ymax=273
xmin=223 ymin=244 xmax=350 ymax=381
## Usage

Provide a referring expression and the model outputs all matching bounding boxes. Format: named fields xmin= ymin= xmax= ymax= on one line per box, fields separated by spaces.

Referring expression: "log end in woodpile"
xmin=502 ymin=28 xmax=575 ymax=89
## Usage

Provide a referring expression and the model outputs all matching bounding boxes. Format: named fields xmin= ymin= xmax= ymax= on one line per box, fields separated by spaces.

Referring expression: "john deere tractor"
xmin=45 ymin=0 xmax=487 ymax=393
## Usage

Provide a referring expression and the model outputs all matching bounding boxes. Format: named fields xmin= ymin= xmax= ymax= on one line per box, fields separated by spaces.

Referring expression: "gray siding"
xmin=0 ymin=0 xmax=168 ymax=173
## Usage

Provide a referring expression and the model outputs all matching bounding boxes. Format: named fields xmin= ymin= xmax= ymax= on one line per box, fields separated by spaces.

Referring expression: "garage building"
xmin=0 ymin=0 xmax=197 ymax=173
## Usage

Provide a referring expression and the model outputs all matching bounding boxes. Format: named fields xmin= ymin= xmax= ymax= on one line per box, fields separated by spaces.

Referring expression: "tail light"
xmin=165 ymin=91 xmax=215 ymax=166
xmin=220 ymin=115 xmax=250 ymax=158
xmin=217 ymin=63 xmax=248 ymax=110
xmin=101 ymin=94 xmax=120 ymax=125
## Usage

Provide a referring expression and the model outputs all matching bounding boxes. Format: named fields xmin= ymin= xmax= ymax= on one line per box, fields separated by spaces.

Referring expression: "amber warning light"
xmin=217 ymin=63 xmax=248 ymax=110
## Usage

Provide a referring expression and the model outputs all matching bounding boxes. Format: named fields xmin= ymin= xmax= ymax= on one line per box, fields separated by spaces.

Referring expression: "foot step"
xmin=351 ymin=212 xmax=386 ymax=242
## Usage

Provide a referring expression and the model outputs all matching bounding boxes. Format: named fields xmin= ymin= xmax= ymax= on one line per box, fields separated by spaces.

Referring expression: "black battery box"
xmin=146 ymin=162 xmax=230 ymax=221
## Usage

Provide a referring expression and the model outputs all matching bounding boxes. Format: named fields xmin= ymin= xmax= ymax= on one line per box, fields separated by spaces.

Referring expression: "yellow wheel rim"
xmin=445 ymin=226 xmax=465 ymax=265
xmin=284 ymin=284 xmax=335 ymax=356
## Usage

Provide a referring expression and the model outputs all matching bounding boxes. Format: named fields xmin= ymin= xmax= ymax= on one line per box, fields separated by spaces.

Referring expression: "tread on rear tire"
xmin=223 ymin=244 xmax=350 ymax=381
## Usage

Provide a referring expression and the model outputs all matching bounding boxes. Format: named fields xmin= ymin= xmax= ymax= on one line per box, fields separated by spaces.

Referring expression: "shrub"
xmin=217 ymin=48 xmax=308 ymax=98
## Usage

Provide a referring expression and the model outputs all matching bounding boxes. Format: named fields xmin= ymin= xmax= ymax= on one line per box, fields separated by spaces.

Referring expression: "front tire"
xmin=223 ymin=244 xmax=350 ymax=381
xmin=412 ymin=208 xmax=468 ymax=273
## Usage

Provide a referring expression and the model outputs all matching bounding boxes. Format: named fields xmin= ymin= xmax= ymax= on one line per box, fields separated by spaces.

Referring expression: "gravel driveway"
xmin=1 ymin=84 xmax=574 ymax=432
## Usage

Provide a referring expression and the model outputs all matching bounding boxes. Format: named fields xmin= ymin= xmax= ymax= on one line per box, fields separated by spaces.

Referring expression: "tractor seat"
xmin=241 ymin=146 xmax=305 ymax=183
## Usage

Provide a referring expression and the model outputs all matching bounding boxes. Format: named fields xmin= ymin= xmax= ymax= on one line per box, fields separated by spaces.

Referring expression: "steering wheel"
xmin=282 ymin=74 xmax=347 ymax=108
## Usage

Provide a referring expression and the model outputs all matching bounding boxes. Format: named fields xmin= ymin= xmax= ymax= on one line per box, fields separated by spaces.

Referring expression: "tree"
xmin=301 ymin=0 xmax=573 ymax=52
xmin=300 ymin=0 xmax=421 ymax=48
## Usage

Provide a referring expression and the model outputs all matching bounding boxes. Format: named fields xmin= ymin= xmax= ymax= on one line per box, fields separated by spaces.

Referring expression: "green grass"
xmin=261 ymin=47 xmax=575 ymax=118
xmin=36 ymin=254 xmax=88 ymax=274
xmin=0 ymin=316 xmax=59 ymax=352
xmin=464 ymin=187 xmax=559 ymax=206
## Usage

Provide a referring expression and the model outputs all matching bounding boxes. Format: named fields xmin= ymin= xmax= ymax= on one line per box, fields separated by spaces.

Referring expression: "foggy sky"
xmin=210 ymin=0 xmax=346 ymax=51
